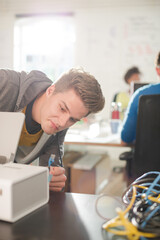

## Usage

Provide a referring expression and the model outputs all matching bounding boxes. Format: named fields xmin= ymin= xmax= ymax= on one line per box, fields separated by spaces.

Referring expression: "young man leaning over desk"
xmin=0 ymin=68 xmax=105 ymax=192
xmin=121 ymin=51 xmax=160 ymax=145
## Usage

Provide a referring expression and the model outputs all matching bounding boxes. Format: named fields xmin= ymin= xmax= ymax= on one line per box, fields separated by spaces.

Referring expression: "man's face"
xmin=39 ymin=85 xmax=89 ymax=135
xmin=127 ymin=73 xmax=140 ymax=84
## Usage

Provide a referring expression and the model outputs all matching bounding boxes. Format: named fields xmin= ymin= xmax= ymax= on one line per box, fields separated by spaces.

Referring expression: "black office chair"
xmin=120 ymin=94 xmax=160 ymax=182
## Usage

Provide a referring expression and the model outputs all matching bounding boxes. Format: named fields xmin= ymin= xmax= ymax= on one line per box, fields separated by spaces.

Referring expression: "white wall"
xmin=0 ymin=0 xmax=160 ymax=118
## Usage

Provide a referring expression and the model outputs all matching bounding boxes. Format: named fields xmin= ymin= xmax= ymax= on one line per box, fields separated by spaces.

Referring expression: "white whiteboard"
xmin=76 ymin=6 xmax=160 ymax=118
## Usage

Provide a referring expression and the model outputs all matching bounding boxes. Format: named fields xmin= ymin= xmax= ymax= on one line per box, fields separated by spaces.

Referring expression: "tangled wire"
xmin=102 ymin=171 xmax=160 ymax=240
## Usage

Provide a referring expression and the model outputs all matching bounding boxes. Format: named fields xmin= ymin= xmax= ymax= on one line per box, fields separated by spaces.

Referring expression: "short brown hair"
xmin=54 ymin=68 xmax=105 ymax=114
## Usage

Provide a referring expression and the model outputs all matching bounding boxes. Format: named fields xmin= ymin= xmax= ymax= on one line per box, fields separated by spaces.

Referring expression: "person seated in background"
xmin=121 ymin=52 xmax=160 ymax=145
xmin=113 ymin=66 xmax=141 ymax=120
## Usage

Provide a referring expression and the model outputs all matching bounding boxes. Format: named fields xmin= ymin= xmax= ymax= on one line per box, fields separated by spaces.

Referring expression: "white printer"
xmin=0 ymin=112 xmax=49 ymax=222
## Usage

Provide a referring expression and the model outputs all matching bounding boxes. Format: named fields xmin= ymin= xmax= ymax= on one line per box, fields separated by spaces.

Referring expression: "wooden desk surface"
xmin=64 ymin=132 xmax=125 ymax=147
xmin=65 ymin=141 xmax=123 ymax=147
xmin=0 ymin=192 xmax=118 ymax=240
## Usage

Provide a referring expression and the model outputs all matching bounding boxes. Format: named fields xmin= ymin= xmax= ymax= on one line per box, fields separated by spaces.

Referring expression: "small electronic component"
xmin=48 ymin=154 xmax=56 ymax=182
xmin=48 ymin=154 xmax=63 ymax=182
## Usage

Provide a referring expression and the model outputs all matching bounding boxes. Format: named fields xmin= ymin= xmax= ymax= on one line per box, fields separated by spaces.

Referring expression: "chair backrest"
xmin=133 ymin=94 xmax=160 ymax=177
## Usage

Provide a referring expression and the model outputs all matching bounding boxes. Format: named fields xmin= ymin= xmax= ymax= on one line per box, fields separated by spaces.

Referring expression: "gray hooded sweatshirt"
xmin=0 ymin=69 xmax=67 ymax=166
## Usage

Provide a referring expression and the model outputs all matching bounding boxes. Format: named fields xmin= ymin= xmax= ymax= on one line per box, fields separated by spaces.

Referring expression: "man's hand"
xmin=49 ymin=166 xmax=67 ymax=192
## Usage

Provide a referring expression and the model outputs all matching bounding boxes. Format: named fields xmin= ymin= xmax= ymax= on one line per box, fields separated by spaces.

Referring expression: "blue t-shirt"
xmin=121 ymin=83 xmax=160 ymax=143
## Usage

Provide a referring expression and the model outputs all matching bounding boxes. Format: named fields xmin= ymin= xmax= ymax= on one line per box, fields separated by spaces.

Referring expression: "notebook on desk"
xmin=0 ymin=112 xmax=25 ymax=163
